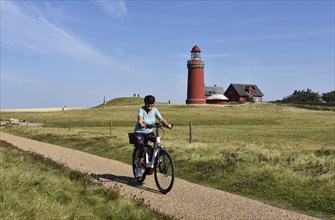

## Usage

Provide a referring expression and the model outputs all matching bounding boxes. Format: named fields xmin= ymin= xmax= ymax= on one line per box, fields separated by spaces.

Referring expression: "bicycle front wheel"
xmin=154 ymin=150 xmax=175 ymax=194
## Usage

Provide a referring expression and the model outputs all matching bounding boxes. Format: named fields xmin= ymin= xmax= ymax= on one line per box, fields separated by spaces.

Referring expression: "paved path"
xmin=1 ymin=132 xmax=320 ymax=220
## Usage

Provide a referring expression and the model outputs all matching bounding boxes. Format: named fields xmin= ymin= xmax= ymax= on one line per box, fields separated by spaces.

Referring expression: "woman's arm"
xmin=159 ymin=117 xmax=172 ymax=129
xmin=138 ymin=116 xmax=146 ymax=128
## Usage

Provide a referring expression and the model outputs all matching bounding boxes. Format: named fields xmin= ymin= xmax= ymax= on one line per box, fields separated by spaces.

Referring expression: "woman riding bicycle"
xmin=134 ymin=95 xmax=172 ymax=178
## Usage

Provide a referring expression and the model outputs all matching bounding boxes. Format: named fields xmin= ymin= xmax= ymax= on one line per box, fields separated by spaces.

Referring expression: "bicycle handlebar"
xmin=145 ymin=123 xmax=173 ymax=130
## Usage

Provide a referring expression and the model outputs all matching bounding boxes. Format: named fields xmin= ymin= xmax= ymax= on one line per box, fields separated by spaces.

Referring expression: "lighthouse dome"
xmin=191 ymin=45 xmax=201 ymax=52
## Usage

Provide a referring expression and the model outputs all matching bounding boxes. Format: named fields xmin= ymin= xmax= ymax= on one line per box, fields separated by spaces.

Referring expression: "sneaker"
xmin=135 ymin=167 xmax=142 ymax=178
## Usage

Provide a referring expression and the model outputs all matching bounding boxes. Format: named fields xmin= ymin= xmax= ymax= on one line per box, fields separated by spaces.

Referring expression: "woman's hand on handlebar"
xmin=165 ymin=124 xmax=173 ymax=129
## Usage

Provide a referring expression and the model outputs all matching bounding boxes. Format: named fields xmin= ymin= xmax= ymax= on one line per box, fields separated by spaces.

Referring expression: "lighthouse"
xmin=186 ymin=45 xmax=206 ymax=104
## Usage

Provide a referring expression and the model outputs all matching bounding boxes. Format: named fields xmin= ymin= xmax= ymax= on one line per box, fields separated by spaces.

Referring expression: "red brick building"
xmin=224 ymin=84 xmax=264 ymax=102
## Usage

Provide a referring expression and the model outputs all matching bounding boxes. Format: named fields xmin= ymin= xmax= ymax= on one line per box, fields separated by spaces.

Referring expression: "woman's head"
xmin=144 ymin=95 xmax=155 ymax=104
xmin=144 ymin=95 xmax=155 ymax=110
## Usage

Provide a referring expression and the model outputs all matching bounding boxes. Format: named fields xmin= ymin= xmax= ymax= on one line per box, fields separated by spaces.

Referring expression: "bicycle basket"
xmin=128 ymin=133 xmax=136 ymax=144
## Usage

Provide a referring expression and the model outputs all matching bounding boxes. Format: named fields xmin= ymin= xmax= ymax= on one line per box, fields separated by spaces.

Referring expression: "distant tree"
xmin=282 ymin=88 xmax=321 ymax=103
xmin=321 ymin=91 xmax=335 ymax=103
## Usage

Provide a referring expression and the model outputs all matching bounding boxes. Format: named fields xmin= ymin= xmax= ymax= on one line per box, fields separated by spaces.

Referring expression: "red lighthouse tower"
xmin=186 ymin=45 xmax=206 ymax=104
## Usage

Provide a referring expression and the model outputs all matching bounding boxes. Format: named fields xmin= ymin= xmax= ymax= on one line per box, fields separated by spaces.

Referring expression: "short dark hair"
xmin=144 ymin=95 xmax=155 ymax=104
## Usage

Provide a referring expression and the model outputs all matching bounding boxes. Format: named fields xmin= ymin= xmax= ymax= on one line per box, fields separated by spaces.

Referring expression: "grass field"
xmin=0 ymin=141 xmax=171 ymax=220
xmin=1 ymin=98 xmax=334 ymax=219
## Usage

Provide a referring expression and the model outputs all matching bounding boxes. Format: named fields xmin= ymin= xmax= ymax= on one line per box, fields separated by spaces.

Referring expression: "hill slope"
xmin=95 ymin=97 xmax=144 ymax=108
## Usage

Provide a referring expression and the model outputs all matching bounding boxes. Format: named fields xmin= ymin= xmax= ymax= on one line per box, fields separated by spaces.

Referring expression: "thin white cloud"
xmin=94 ymin=0 xmax=127 ymax=18
xmin=0 ymin=1 xmax=114 ymax=66
xmin=0 ymin=71 xmax=41 ymax=85
xmin=226 ymin=19 xmax=263 ymax=27
xmin=209 ymin=27 xmax=334 ymax=45
xmin=241 ymin=27 xmax=334 ymax=41
xmin=206 ymin=53 xmax=242 ymax=58
xmin=164 ymin=2 xmax=202 ymax=9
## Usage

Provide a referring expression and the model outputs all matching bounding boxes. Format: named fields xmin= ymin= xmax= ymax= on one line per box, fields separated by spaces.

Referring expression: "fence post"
xmin=110 ymin=121 xmax=112 ymax=135
xmin=189 ymin=121 xmax=192 ymax=144
xmin=68 ymin=119 xmax=71 ymax=131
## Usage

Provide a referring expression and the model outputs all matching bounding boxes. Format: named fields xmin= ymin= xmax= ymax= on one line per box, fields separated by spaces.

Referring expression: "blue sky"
xmin=1 ymin=0 xmax=334 ymax=108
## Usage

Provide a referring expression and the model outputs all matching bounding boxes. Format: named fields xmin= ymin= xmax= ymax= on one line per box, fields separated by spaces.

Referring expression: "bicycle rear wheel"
xmin=132 ymin=146 xmax=146 ymax=183
xmin=154 ymin=150 xmax=175 ymax=194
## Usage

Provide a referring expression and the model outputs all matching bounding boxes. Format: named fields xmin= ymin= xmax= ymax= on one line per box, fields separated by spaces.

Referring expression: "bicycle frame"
xmin=144 ymin=125 xmax=164 ymax=174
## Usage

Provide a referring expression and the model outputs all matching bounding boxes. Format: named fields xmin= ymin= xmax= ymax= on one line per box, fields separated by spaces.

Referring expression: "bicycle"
xmin=128 ymin=123 xmax=175 ymax=194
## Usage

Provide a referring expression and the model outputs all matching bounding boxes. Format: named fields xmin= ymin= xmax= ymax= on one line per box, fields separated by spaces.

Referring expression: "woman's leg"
xmin=135 ymin=133 xmax=146 ymax=176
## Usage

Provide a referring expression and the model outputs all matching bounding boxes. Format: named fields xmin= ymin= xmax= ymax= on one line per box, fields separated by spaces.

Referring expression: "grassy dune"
xmin=1 ymin=99 xmax=334 ymax=219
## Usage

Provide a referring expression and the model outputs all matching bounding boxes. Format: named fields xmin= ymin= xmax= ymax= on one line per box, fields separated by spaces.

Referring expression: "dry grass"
xmin=1 ymin=101 xmax=334 ymax=218
xmin=0 ymin=141 xmax=171 ymax=220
